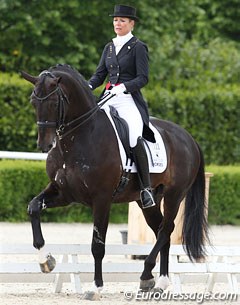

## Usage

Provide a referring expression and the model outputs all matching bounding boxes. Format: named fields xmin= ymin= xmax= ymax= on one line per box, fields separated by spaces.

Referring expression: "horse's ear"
xmin=20 ymin=71 xmax=38 ymax=85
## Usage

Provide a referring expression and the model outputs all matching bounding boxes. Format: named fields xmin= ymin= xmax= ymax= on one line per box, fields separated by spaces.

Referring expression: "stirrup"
xmin=140 ymin=188 xmax=156 ymax=209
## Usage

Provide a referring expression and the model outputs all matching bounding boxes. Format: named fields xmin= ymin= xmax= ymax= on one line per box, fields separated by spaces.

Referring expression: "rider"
xmin=88 ymin=4 xmax=156 ymax=209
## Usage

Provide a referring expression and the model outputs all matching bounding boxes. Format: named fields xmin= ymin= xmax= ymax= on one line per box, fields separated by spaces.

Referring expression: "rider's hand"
xmin=111 ymin=84 xmax=126 ymax=96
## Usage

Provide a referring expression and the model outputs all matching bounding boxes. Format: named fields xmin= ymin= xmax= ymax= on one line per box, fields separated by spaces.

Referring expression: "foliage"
xmin=0 ymin=0 xmax=115 ymax=75
xmin=0 ymin=0 xmax=239 ymax=76
xmin=0 ymin=160 xmax=47 ymax=221
xmin=0 ymin=73 xmax=37 ymax=151
xmin=0 ymin=68 xmax=239 ymax=164
xmin=149 ymin=38 xmax=240 ymax=86
xmin=198 ymin=0 xmax=240 ymax=41
xmin=0 ymin=160 xmax=239 ymax=225
xmin=207 ymin=165 xmax=240 ymax=225
xmin=145 ymin=84 xmax=240 ymax=164
xmin=0 ymin=1 xmax=239 ymax=164
xmin=144 ymin=38 xmax=240 ymax=164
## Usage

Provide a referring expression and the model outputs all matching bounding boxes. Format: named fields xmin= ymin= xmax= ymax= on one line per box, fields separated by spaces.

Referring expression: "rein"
xmin=57 ymin=92 xmax=115 ymax=140
xmin=33 ymin=80 xmax=114 ymax=140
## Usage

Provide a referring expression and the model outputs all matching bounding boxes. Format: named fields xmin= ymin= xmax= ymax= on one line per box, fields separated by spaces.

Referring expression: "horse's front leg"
xmin=28 ymin=182 xmax=68 ymax=273
xmin=83 ymin=203 xmax=110 ymax=300
xmin=28 ymin=192 xmax=46 ymax=249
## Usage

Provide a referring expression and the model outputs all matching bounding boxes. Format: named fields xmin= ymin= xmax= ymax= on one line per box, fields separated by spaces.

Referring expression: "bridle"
xmin=32 ymin=72 xmax=113 ymax=140
xmin=33 ymin=84 xmax=69 ymax=131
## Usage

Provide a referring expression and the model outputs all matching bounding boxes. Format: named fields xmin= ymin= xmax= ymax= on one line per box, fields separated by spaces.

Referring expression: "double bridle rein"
xmin=32 ymin=72 xmax=103 ymax=140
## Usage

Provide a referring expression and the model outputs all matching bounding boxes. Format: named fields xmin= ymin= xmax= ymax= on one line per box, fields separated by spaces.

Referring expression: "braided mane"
xmin=48 ymin=64 xmax=96 ymax=101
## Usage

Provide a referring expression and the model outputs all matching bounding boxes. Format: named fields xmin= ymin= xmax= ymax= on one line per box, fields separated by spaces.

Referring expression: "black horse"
xmin=21 ymin=64 xmax=208 ymax=298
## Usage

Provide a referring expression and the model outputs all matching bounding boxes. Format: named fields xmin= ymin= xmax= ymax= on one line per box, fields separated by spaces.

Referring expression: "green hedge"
xmin=0 ymin=160 xmax=47 ymax=221
xmin=207 ymin=165 xmax=240 ymax=225
xmin=0 ymin=73 xmax=37 ymax=151
xmin=0 ymin=72 xmax=240 ymax=164
xmin=0 ymin=160 xmax=239 ymax=225
xmin=145 ymin=84 xmax=240 ymax=164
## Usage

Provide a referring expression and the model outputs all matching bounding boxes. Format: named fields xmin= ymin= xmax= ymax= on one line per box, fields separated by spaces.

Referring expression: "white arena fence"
xmin=0 ymin=244 xmax=239 ymax=294
xmin=0 ymin=151 xmax=47 ymax=160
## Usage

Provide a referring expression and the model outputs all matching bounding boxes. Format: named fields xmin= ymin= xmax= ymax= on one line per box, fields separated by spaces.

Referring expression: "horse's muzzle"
xmin=37 ymin=143 xmax=53 ymax=153
xmin=37 ymin=134 xmax=56 ymax=153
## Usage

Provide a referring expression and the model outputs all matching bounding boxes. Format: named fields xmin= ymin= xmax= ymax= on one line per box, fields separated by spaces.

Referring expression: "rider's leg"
xmin=101 ymin=93 xmax=155 ymax=208
xmin=132 ymin=136 xmax=156 ymax=208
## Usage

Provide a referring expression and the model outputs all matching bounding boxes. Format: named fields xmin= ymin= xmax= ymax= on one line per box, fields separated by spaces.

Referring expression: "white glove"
xmin=111 ymin=84 xmax=126 ymax=96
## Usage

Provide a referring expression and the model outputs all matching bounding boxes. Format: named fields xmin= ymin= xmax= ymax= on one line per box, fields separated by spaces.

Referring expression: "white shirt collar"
xmin=112 ymin=32 xmax=133 ymax=47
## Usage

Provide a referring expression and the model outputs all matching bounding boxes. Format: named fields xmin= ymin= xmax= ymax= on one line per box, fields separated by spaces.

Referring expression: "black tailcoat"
xmin=89 ymin=36 xmax=155 ymax=143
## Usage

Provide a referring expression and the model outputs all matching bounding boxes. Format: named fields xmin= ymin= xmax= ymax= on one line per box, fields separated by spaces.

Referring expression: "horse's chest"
xmin=54 ymin=168 xmax=67 ymax=188
xmin=54 ymin=162 xmax=91 ymax=189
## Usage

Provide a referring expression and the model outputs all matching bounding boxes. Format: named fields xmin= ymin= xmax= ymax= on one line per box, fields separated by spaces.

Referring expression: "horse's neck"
xmin=66 ymin=81 xmax=96 ymax=119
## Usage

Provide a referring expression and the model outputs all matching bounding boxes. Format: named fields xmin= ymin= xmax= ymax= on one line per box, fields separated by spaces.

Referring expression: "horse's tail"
xmin=182 ymin=144 xmax=209 ymax=261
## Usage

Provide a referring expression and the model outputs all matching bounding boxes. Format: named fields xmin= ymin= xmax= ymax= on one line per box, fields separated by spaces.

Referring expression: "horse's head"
xmin=22 ymin=65 xmax=97 ymax=152
xmin=21 ymin=70 xmax=68 ymax=152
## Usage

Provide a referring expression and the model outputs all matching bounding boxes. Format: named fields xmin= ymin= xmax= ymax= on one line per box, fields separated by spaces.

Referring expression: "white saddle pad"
xmin=104 ymin=107 xmax=167 ymax=173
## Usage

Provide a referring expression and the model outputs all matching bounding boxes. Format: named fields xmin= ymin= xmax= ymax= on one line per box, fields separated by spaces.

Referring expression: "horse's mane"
xmin=48 ymin=64 xmax=96 ymax=101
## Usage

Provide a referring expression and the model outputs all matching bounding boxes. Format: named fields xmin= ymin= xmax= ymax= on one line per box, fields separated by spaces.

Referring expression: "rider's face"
xmin=113 ymin=17 xmax=134 ymax=36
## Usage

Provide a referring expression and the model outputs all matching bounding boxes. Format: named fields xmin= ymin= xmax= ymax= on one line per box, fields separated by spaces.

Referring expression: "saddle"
xmin=109 ymin=106 xmax=131 ymax=160
xmin=106 ymin=106 xmax=167 ymax=195
xmin=109 ymin=106 xmax=132 ymax=195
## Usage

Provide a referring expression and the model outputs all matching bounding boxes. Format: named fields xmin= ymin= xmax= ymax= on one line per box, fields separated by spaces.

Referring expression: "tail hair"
xmin=182 ymin=144 xmax=209 ymax=261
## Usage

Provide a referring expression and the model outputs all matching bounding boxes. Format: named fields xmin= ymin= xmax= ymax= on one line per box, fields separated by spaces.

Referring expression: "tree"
xmin=198 ymin=0 xmax=240 ymax=41
xmin=0 ymin=0 xmax=115 ymax=75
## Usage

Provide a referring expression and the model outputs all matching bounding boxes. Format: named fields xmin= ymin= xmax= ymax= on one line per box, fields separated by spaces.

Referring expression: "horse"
xmin=21 ymin=64 xmax=209 ymax=299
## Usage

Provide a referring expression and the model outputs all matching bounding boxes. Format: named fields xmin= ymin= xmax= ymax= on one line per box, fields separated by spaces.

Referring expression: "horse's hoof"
xmin=152 ymin=287 xmax=163 ymax=294
xmin=82 ymin=291 xmax=101 ymax=301
xmin=139 ymin=278 xmax=155 ymax=291
xmin=39 ymin=253 xmax=56 ymax=273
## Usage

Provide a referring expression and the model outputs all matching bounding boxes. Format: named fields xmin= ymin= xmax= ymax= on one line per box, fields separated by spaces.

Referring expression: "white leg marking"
xmin=38 ymin=247 xmax=48 ymax=264
xmin=155 ymin=275 xmax=170 ymax=290
xmin=91 ymin=281 xmax=103 ymax=293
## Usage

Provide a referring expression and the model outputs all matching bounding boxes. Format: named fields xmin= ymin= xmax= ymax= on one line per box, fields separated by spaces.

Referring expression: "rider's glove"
xmin=111 ymin=84 xmax=126 ymax=96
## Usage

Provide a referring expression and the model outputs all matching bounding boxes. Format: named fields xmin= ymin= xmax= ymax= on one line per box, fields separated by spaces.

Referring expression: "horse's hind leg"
xmin=138 ymin=201 xmax=163 ymax=238
xmin=140 ymin=192 xmax=183 ymax=292
xmin=137 ymin=200 xmax=163 ymax=291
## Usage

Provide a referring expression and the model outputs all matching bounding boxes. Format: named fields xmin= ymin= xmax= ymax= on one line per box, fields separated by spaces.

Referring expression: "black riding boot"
xmin=132 ymin=137 xmax=156 ymax=209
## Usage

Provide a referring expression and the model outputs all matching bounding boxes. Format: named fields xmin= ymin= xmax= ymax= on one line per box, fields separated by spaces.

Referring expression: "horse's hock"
xmin=128 ymin=172 xmax=213 ymax=245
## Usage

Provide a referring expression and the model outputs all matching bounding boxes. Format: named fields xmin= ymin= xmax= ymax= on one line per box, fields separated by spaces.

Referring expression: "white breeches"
xmin=102 ymin=92 xmax=143 ymax=147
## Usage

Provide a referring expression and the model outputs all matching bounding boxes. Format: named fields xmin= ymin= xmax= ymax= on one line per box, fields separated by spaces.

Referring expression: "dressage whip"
xmin=97 ymin=92 xmax=116 ymax=108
